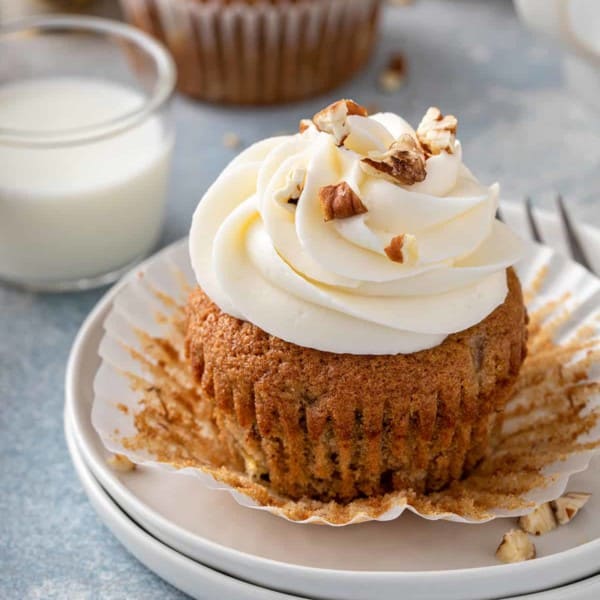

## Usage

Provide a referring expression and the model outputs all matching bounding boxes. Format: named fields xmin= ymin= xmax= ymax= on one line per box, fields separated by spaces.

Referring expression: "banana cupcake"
xmin=120 ymin=0 xmax=382 ymax=104
xmin=186 ymin=100 xmax=527 ymax=502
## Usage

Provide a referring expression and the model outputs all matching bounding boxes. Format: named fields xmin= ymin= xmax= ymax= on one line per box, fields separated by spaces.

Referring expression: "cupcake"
xmin=186 ymin=100 xmax=528 ymax=502
xmin=120 ymin=0 xmax=382 ymax=104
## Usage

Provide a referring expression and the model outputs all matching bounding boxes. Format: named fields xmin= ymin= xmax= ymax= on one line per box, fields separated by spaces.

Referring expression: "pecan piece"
xmin=384 ymin=233 xmax=418 ymax=264
xmin=496 ymin=530 xmax=536 ymax=564
xmin=416 ymin=106 xmax=458 ymax=156
xmin=312 ymin=99 xmax=368 ymax=146
xmin=360 ymin=134 xmax=426 ymax=186
xmin=518 ymin=503 xmax=557 ymax=536
xmin=299 ymin=119 xmax=313 ymax=134
xmin=551 ymin=492 xmax=591 ymax=525
xmin=319 ymin=182 xmax=368 ymax=222
xmin=274 ymin=168 xmax=306 ymax=207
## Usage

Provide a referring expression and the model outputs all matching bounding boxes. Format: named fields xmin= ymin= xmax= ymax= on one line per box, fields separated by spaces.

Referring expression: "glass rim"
xmin=0 ymin=15 xmax=176 ymax=147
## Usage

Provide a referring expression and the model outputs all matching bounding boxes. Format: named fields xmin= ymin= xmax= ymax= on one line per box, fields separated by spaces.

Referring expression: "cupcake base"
xmin=120 ymin=0 xmax=382 ymax=104
xmin=185 ymin=268 xmax=528 ymax=503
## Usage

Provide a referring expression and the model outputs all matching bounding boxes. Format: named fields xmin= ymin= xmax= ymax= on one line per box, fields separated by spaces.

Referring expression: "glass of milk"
xmin=0 ymin=16 xmax=176 ymax=291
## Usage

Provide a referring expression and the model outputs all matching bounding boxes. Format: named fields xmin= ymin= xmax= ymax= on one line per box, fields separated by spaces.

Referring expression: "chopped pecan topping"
xmin=360 ymin=134 xmax=426 ymax=185
xmin=496 ymin=530 xmax=536 ymax=564
xmin=299 ymin=119 xmax=313 ymax=134
xmin=416 ymin=106 xmax=458 ymax=156
xmin=319 ymin=182 xmax=368 ymax=222
xmin=384 ymin=233 xmax=418 ymax=264
xmin=551 ymin=492 xmax=591 ymax=525
xmin=274 ymin=168 xmax=306 ymax=207
xmin=312 ymin=99 xmax=369 ymax=146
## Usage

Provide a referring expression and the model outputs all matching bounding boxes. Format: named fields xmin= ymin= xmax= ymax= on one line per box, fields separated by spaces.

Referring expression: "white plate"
xmin=518 ymin=576 xmax=600 ymax=600
xmin=66 ymin=409 xmax=600 ymax=600
xmin=65 ymin=230 xmax=600 ymax=600
xmin=64 ymin=413 xmax=305 ymax=600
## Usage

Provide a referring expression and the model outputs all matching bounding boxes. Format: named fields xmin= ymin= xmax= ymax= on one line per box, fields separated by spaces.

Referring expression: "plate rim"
xmin=65 ymin=236 xmax=600 ymax=600
xmin=66 ymin=409 xmax=600 ymax=600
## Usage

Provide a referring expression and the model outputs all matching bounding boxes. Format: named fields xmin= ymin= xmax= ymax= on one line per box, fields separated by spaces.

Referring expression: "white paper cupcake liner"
xmin=120 ymin=0 xmax=381 ymax=104
xmin=92 ymin=238 xmax=600 ymax=526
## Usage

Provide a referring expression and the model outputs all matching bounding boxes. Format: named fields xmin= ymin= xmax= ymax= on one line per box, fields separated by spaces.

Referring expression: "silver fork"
xmin=497 ymin=196 xmax=594 ymax=272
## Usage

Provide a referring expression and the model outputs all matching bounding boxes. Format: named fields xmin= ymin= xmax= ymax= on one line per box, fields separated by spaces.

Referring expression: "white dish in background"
xmin=66 ymin=204 xmax=600 ymax=600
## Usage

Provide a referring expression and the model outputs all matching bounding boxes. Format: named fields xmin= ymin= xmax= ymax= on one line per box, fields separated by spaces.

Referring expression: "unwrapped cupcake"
xmin=186 ymin=100 xmax=527 ymax=502
xmin=120 ymin=0 xmax=382 ymax=104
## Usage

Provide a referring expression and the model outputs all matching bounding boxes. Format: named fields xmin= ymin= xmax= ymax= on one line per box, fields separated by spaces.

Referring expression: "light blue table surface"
xmin=1 ymin=1 xmax=599 ymax=598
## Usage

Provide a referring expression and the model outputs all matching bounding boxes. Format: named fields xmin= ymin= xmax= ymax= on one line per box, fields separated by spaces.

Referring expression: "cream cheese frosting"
xmin=190 ymin=101 xmax=524 ymax=355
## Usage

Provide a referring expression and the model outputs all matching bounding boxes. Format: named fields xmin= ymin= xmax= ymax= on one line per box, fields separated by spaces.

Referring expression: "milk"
xmin=0 ymin=77 xmax=173 ymax=287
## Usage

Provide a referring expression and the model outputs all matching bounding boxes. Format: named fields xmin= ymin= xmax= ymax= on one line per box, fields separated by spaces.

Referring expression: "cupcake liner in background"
xmin=119 ymin=0 xmax=382 ymax=104
xmin=92 ymin=239 xmax=600 ymax=526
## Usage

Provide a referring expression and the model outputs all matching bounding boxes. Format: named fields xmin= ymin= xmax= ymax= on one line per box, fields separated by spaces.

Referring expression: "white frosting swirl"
xmin=190 ymin=110 xmax=524 ymax=355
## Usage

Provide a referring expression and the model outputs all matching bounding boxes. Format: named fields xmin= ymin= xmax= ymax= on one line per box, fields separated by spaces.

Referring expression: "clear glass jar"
xmin=0 ymin=15 xmax=176 ymax=291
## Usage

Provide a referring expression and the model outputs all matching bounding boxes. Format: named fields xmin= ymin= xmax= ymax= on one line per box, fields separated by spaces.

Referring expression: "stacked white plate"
xmin=65 ymin=202 xmax=600 ymax=600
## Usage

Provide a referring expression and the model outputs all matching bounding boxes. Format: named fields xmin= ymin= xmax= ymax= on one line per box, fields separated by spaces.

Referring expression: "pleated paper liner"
xmin=92 ymin=239 xmax=600 ymax=526
xmin=120 ymin=0 xmax=381 ymax=104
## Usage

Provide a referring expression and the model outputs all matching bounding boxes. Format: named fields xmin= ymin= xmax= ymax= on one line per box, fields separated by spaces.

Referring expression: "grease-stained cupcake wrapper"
xmin=92 ymin=239 xmax=600 ymax=526
xmin=120 ymin=0 xmax=381 ymax=104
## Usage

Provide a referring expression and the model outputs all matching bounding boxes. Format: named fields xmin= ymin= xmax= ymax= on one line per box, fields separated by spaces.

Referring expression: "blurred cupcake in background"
xmin=120 ymin=0 xmax=382 ymax=104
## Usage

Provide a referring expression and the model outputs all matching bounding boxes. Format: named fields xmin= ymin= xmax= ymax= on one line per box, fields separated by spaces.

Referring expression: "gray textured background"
xmin=1 ymin=1 xmax=599 ymax=598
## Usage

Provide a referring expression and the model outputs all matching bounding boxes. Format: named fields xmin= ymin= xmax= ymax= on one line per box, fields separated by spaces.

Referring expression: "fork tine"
xmin=556 ymin=194 xmax=592 ymax=271
xmin=495 ymin=203 xmax=505 ymax=223
xmin=524 ymin=196 xmax=543 ymax=243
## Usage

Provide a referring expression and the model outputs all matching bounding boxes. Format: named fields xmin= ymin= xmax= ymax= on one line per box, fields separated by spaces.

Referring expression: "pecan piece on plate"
xmin=496 ymin=530 xmax=536 ymax=564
